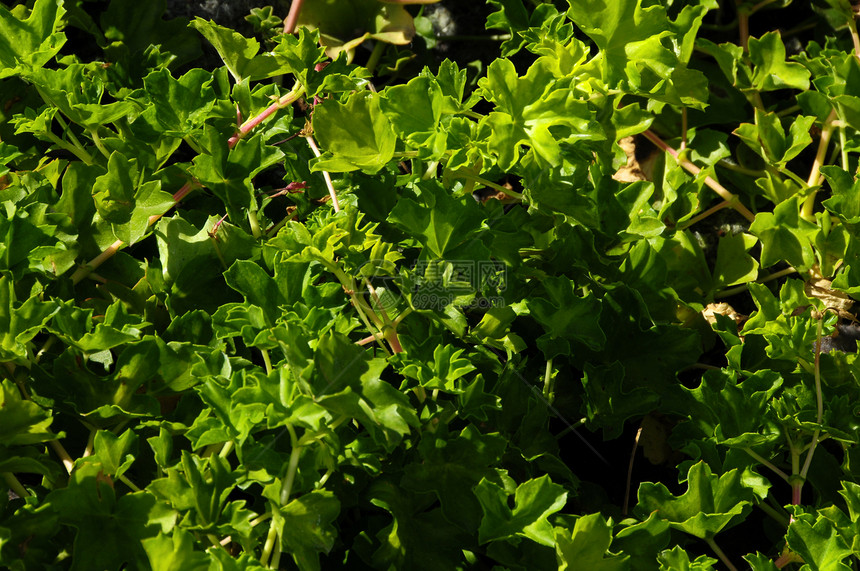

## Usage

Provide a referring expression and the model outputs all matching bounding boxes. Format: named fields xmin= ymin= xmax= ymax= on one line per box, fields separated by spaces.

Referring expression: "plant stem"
xmin=119 ymin=474 xmax=141 ymax=492
xmin=743 ymin=447 xmax=790 ymax=482
xmin=737 ymin=2 xmax=750 ymax=51
xmin=714 ymin=266 xmax=797 ymax=298
xmin=49 ymin=440 xmax=75 ymax=474
xmin=801 ymin=108 xmax=838 ymax=222
xmin=452 ymin=170 xmax=522 ymax=199
xmin=757 ymin=500 xmax=790 ymax=527
xmin=434 ymin=34 xmax=513 ymax=42
xmin=3 ymin=472 xmax=29 ymax=498
xmin=84 ymin=428 xmax=96 ymax=458
xmin=678 ymin=199 xmax=732 ymax=231
xmin=281 ymin=425 xmax=301 ymax=505
xmin=365 ymin=41 xmax=386 ymax=76
xmin=70 ymin=239 xmax=123 ymax=284
xmin=622 ymin=426 xmax=643 ymax=517
xmin=70 ymin=179 xmax=197 ymax=284
xmin=846 ymin=5 xmax=860 ymax=59
xmin=247 ymin=209 xmax=263 ymax=240
xmin=717 ymin=159 xmax=765 ymax=177
xmin=228 ymin=85 xmax=305 ymax=149
xmin=705 ymin=536 xmax=739 ymax=571
xmin=642 ymin=130 xmax=755 ymax=222
xmin=680 ymin=107 xmax=688 ymax=150
xmin=798 ymin=317 xmax=825 ymax=485
xmin=44 ymin=131 xmax=94 ymax=164
xmin=261 ymin=348 xmax=273 ymax=375
xmin=53 ymin=113 xmax=92 ymax=162
xmin=305 ymin=136 xmax=340 ymax=212
xmin=89 ymin=128 xmax=111 ymax=160
xmin=260 ymin=516 xmax=279 ymax=568
xmin=219 ymin=441 xmax=235 ymax=459
xmin=283 ymin=0 xmax=305 ymax=34
xmin=365 ymin=279 xmax=403 ymax=353
xmin=542 ymin=358 xmax=553 ymax=399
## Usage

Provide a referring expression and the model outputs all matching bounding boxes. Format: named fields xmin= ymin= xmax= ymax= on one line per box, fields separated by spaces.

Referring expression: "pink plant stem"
xmin=283 ymin=0 xmax=304 ymax=34
xmin=70 ymin=180 xmax=198 ymax=285
xmin=228 ymin=89 xmax=304 ymax=149
xmin=642 ymin=129 xmax=756 ymax=222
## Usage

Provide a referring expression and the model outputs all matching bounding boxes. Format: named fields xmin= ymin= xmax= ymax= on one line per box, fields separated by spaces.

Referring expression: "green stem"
xmin=799 ymin=317 xmax=825 ymax=483
xmin=453 ymin=170 xmax=522 ymax=199
xmin=89 ymin=128 xmax=111 ymax=160
xmin=281 ymin=425 xmax=301 ymax=505
xmin=3 ymin=472 xmax=30 ymax=498
xmin=542 ymin=358 xmax=554 ymax=400
xmin=717 ymin=159 xmax=765 ymax=177
xmin=119 ymin=474 xmax=141 ymax=492
xmin=365 ymin=41 xmax=386 ymax=75
xmin=44 ymin=131 xmax=94 ymax=164
xmin=743 ymin=447 xmax=790 ymax=482
xmin=705 ymin=536 xmax=739 ymax=571
xmin=757 ymin=500 xmax=791 ymax=527
xmin=714 ymin=266 xmax=797 ymax=299
xmin=219 ymin=440 xmax=235 ymax=459
xmin=261 ymin=348 xmax=273 ymax=375
xmin=248 ymin=208 xmax=263 ymax=240
xmin=53 ymin=114 xmax=91 ymax=160
xmin=260 ymin=517 xmax=279 ymax=568
xmin=801 ymin=108 xmax=839 ymax=222
xmin=434 ymin=34 xmax=512 ymax=42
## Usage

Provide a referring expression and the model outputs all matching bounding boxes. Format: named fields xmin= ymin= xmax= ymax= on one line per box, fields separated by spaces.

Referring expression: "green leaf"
xmin=713 ymin=232 xmax=759 ymax=287
xmin=657 ymin=546 xmax=718 ymax=570
xmin=555 ymin=513 xmax=630 ymax=571
xmin=0 ymin=0 xmax=66 ymax=78
xmin=749 ymin=197 xmax=818 ymax=269
xmin=478 ymin=58 xmax=603 ymax=169
xmin=566 ymin=0 xmax=709 ymax=107
xmin=787 ymin=511 xmax=853 ymax=570
xmin=387 ymin=181 xmax=487 ymax=258
xmin=270 ymin=29 xmax=328 ymax=95
xmin=636 ymin=461 xmax=765 ymax=540
xmin=734 ymin=109 xmax=815 ymax=167
xmin=475 ymin=474 xmax=568 ymax=547
xmin=822 ymin=166 xmax=860 ymax=223
xmin=190 ymin=127 xmax=284 ymax=214
xmin=0 ymin=274 xmax=58 ymax=364
xmin=311 ymin=92 xmax=396 ymax=173
xmin=189 ymin=18 xmax=281 ymax=82
xmin=142 ymin=529 xmax=210 ymax=571
xmin=87 ymin=429 xmax=138 ymax=480
xmin=47 ymin=463 xmax=176 ymax=571
xmin=274 ymin=490 xmax=340 ymax=571
xmin=402 ymin=425 xmax=506 ymax=530
xmin=379 ymin=75 xmax=445 ymax=155
xmin=100 ymin=0 xmax=200 ymax=71
xmin=141 ymin=68 xmax=216 ymax=135
xmin=527 ymin=275 xmax=606 ymax=355
xmin=748 ymin=31 xmax=811 ymax=91
xmin=0 ymin=378 xmax=56 ymax=446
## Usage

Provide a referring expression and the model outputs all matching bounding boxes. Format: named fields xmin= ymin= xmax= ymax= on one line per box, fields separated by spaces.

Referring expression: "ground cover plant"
xmin=2 ymin=0 xmax=860 ymax=569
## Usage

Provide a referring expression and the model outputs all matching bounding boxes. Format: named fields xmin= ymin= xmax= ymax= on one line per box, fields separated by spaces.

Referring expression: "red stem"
xmin=283 ymin=0 xmax=304 ymax=34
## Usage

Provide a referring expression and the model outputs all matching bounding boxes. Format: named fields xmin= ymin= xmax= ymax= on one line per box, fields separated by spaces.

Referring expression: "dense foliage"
xmin=2 ymin=0 xmax=860 ymax=569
